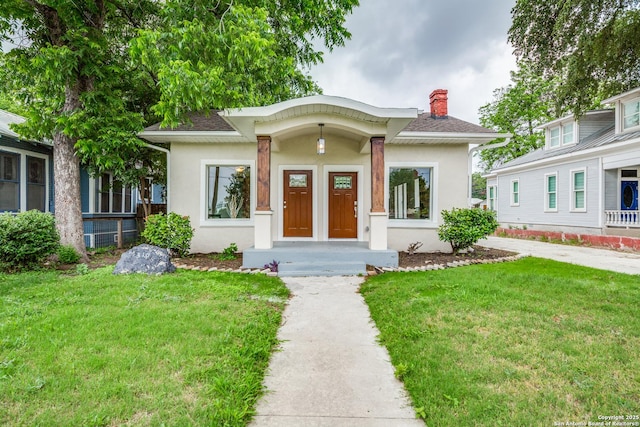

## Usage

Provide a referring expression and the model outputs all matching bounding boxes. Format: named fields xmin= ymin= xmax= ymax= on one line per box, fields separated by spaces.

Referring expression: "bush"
xmin=58 ymin=245 xmax=81 ymax=264
xmin=217 ymin=243 xmax=238 ymax=261
xmin=142 ymin=212 xmax=194 ymax=257
xmin=0 ymin=210 xmax=60 ymax=270
xmin=437 ymin=208 xmax=499 ymax=254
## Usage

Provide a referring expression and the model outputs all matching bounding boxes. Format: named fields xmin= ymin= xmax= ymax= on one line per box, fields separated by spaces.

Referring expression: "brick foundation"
xmin=495 ymin=228 xmax=640 ymax=252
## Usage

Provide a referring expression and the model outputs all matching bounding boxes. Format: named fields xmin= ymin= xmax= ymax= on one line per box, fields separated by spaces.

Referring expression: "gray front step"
xmin=277 ymin=261 xmax=367 ymax=277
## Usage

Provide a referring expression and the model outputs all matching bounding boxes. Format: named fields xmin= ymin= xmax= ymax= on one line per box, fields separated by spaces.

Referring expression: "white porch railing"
xmin=605 ymin=210 xmax=640 ymax=227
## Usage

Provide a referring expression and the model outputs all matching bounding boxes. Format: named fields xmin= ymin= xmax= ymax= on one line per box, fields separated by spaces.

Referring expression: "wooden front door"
xmin=283 ymin=170 xmax=313 ymax=237
xmin=328 ymin=172 xmax=358 ymax=239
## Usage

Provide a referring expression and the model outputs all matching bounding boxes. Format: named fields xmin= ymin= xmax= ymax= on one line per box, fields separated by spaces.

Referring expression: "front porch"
xmin=243 ymin=241 xmax=398 ymax=276
xmin=604 ymin=210 xmax=640 ymax=227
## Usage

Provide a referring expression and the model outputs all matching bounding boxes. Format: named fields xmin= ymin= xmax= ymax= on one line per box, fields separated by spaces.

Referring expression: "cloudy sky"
xmin=308 ymin=0 xmax=517 ymax=124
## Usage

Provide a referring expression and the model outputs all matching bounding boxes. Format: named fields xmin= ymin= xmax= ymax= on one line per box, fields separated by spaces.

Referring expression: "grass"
xmin=0 ymin=267 xmax=288 ymax=426
xmin=361 ymin=257 xmax=640 ymax=426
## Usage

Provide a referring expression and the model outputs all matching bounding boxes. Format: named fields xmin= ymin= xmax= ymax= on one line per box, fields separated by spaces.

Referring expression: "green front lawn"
xmin=0 ymin=268 xmax=288 ymax=426
xmin=361 ymin=257 xmax=640 ymax=426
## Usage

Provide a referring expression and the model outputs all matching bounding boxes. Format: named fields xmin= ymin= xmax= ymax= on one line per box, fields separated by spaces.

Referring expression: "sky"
xmin=308 ymin=0 xmax=518 ymax=125
xmin=2 ymin=1 xmax=517 ymax=125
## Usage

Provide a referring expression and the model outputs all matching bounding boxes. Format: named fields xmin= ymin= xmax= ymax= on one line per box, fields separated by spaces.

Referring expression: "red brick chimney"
xmin=429 ymin=89 xmax=448 ymax=119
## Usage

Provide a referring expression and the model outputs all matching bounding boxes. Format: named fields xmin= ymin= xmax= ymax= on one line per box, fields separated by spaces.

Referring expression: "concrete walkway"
xmin=480 ymin=235 xmax=640 ymax=275
xmin=250 ymin=276 xmax=424 ymax=427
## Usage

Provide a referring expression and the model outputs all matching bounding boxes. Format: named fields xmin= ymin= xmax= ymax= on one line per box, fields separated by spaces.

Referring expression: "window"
xmin=623 ymin=99 xmax=640 ymax=130
xmin=510 ymin=179 xmax=519 ymax=206
xmin=571 ymin=169 xmax=586 ymax=211
xmin=488 ymin=185 xmax=496 ymax=211
xmin=207 ymin=165 xmax=251 ymax=219
xmin=545 ymin=173 xmax=557 ymax=212
xmin=26 ymin=156 xmax=46 ymax=211
xmin=0 ymin=151 xmax=19 ymax=211
xmin=98 ymin=173 xmax=134 ymax=214
xmin=388 ymin=167 xmax=432 ymax=220
xmin=548 ymin=122 xmax=575 ymax=148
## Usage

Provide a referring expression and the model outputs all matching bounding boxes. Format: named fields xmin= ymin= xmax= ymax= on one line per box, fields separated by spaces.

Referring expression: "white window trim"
xmin=200 ymin=159 xmax=256 ymax=227
xmin=0 ymin=147 xmax=50 ymax=213
xmin=570 ymin=168 xmax=587 ymax=212
xmin=386 ymin=162 xmax=438 ymax=229
xmin=547 ymin=120 xmax=578 ymax=149
xmin=621 ymin=97 xmax=640 ymax=133
xmin=544 ymin=172 xmax=558 ymax=212
xmin=510 ymin=179 xmax=520 ymax=207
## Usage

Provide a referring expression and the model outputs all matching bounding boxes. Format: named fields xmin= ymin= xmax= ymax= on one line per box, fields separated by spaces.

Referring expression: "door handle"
xmin=283 ymin=200 xmax=287 ymax=209
xmin=354 ymin=200 xmax=358 ymax=218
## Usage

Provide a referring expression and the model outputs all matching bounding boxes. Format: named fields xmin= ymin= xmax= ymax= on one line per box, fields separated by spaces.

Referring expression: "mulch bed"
xmin=82 ymin=245 xmax=516 ymax=271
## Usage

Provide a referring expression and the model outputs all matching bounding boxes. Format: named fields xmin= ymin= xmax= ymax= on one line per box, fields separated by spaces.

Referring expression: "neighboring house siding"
xmin=496 ymin=158 xmax=601 ymax=229
xmin=579 ymin=116 xmax=614 ymax=140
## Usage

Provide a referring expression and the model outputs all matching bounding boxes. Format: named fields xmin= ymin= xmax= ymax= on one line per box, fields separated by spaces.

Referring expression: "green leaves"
xmin=509 ymin=0 xmax=640 ymax=115
xmin=437 ymin=208 xmax=499 ymax=255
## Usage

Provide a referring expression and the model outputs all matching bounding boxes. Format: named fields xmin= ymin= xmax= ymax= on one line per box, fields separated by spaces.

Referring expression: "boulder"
xmin=113 ymin=244 xmax=176 ymax=275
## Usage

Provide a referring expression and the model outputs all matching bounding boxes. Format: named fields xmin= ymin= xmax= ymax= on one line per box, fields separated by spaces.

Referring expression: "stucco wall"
xmin=170 ymin=138 xmax=470 ymax=254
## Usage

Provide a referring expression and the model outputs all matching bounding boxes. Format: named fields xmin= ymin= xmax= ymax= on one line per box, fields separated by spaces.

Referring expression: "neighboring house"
xmin=140 ymin=89 xmax=505 ymax=258
xmin=486 ymin=87 xmax=640 ymax=238
xmin=0 ymin=109 xmax=165 ymax=248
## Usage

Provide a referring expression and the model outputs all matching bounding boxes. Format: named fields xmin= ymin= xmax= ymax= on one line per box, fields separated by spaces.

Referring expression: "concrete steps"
xmin=277 ymin=260 xmax=367 ymax=277
xmin=242 ymin=241 xmax=398 ymax=277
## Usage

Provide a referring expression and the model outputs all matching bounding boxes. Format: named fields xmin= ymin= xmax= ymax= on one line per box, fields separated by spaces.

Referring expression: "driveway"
xmin=480 ymin=236 xmax=640 ymax=275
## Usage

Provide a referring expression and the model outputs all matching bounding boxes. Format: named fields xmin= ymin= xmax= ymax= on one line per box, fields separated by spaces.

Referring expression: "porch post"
xmin=255 ymin=135 xmax=273 ymax=249
xmin=369 ymin=136 xmax=388 ymax=250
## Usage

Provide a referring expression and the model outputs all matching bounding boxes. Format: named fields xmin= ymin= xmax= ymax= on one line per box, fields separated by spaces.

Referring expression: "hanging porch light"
xmin=317 ymin=123 xmax=326 ymax=155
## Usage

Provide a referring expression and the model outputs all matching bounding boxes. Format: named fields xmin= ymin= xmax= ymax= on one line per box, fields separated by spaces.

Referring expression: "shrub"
xmin=217 ymin=243 xmax=238 ymax=261
xmin=58 ymin=245 xmax=81 ymax=264
xmin=0 ymin=210 xmax=60 ymax=270
xmin=437 ymin=208 xmax=499 ymax=254
xmin=142 ymin=212 xmax=194 ymax=257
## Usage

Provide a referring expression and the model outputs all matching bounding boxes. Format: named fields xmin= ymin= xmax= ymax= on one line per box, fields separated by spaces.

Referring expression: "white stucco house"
xmin=140 ymin=90 xmax=505 ymax=268
xmin=486 ymin=86 xmax=640 ymax=239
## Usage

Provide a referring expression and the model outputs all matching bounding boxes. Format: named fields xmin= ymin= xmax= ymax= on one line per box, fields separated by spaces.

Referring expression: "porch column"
xmin=369 ymin=136 xmax=388 ymax=250
xmin=255 ymin=135 xmax=273 ymax=249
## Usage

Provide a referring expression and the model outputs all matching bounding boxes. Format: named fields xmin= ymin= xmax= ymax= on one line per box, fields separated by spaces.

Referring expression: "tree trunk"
xmin=54 ymin=83 xmax=89 ymax=262
xmin=53 ymin=131 xmax=89 ymax=262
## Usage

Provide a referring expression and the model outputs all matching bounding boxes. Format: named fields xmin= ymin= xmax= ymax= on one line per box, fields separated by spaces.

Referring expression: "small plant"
xmin=75 ymin=263 xmax=89 ymax=275
xmin=218 ymin=243 xmax=238 ymax=261
xmin=0 ymin=210 xmax=60 ymax=271
xmin=142 ymin=212 xmax=194 ymax=257
xmin=437 ymin=208 xmax=499 ymax=254
xmin=263 ymin=260 xmax=279 ymax=272
xmin=406 ymin=242 xmax=423 ymax=255
xmin=58 ymin=245 xmax=81 ymax=264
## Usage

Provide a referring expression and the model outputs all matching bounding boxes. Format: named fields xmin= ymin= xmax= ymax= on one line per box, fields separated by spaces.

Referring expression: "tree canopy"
xmin=478 ymin=62 xmax=557 ymax=171
xmin=0 ymin=0 xmax=358 ymax=256
xmin=510 ymin=0 xmax=640 ymax=115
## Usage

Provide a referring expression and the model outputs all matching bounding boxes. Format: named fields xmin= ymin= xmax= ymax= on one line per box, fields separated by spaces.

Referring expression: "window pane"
xmin=562 ymin=123 xmax=574 ymax=144
xmin=388 ymin=167 xmax=431 ymax=220
xmin=207 ymin=165 xmax=251 ymax=219
xmin=623 ymin=101 xmax=640 ymax=129
xmin=112 ymin=180 xmax=123 ymax=213
xmin=125 ymin=186 xmax=132 ymax=212
xmin=547 ymin=175 xmax=556 ymax=192
xmin=548 ymin=192 xmax=556 ymax=209
xmin=575 ymin=191 xmax=585 ymax=209
xmin=573 ymin=171 xmax=585 ymax=189
xmin=1 ymin=152 xmax=18 ymax=181
xmin=0 ymin=182 xmax=19 ymax=211
xmin=100 ymin=174 xmax=110 ymax=213
xmin=550 ymin=127 xmax=560 ymax=147
xmin=27 ymin=184 xmax=46 ymax=211
xmin=27 ymin=156 xmax=45 ymax=184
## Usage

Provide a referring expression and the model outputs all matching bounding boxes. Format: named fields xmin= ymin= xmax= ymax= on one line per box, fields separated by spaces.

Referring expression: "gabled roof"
xmin=402 ymin=113 xmax=496 ymax=134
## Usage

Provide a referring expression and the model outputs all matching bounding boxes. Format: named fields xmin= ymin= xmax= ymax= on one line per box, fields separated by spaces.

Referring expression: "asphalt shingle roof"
xmin=402 ymin=113 xmax=495 ymax=133
xmin=144 ymin=110 xmax=235 ymax=132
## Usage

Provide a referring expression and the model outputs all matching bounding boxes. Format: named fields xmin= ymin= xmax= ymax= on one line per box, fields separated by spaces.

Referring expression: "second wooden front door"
xmin=283 ymin=170 xmax=313 ymax=237
xmin=328 ymin=172 xmax=358 ymax=239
